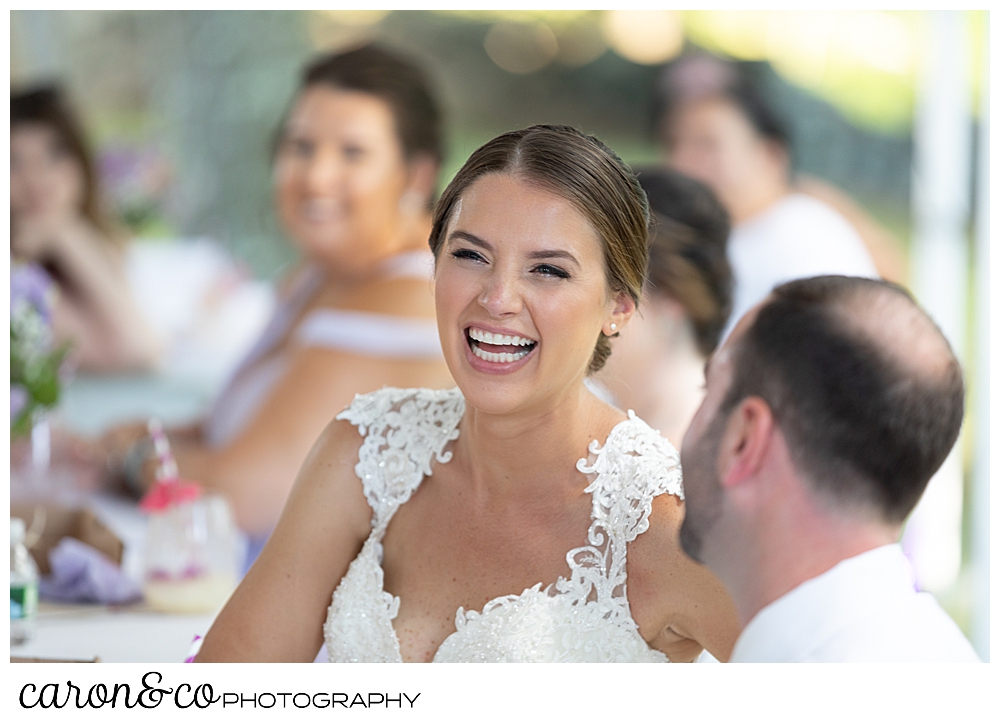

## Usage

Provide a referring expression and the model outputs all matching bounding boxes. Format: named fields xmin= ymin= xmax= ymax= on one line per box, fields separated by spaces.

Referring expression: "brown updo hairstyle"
xmin=11 ymin=85 xmax=116 ymax=238
xmin=428 ymin=125 xmax=650 ymax=373
xmin=637 ymin=167 xmax=732 ymax=356
xmin=281 ymin=44 xmax=443 ymax=202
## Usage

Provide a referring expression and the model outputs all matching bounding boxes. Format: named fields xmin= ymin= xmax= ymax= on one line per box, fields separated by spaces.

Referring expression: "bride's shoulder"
xmin=621 ymin=416 xmax=686 ymax=562
xmin=603 ymin=411 xmax=683 ymax=500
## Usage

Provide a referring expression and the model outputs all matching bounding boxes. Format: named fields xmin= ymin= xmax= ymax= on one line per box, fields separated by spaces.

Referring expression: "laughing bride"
xmin=197 ymin=125 xmax=739 ymax=663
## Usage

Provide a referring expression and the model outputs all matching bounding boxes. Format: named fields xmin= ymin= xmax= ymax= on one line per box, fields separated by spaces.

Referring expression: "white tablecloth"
xmin=12 ymin=602 xmax=218 ymax=663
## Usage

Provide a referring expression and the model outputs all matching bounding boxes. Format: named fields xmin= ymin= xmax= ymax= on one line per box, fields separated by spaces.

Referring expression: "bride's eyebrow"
xmin=527 ymin=249 xmax=579 ymax=268
xmin=448 ymin=231 xmax=579 ymax=268
xmin=448 ymin=230 xmax=492 ymax=251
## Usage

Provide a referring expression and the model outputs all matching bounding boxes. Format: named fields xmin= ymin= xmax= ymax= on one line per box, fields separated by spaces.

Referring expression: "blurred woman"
xmin=103 ymin=45 xmax=453 ymax=539
xmin=654 ymin=55 xmax=884 ymax=338
xmin=11 ymin=86 xmax=160 ymax=372
xmin=596 ymin=167 xmax=732 ymax=448
xmin=197 ymin=125 xmax=738 ymax=663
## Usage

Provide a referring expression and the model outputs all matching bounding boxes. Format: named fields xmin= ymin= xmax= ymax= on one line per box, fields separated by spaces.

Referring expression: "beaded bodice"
xmin=322 ymin=387 xmax=683 ymax=663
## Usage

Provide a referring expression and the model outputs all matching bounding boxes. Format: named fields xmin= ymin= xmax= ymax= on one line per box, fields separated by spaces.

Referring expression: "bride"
xmin=196 ymin=125 xmax=739 ymax=662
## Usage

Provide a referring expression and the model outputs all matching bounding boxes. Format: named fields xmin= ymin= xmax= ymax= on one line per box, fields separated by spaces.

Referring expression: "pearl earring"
xmin=610 ymin=323 xmax=617 ymax=332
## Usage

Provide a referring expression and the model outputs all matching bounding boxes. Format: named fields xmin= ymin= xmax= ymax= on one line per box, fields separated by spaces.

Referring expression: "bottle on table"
xmin=140 ymin=420 xmax=241 ymax=614
xmin=10 ymin=517 xmax=39 ymax=645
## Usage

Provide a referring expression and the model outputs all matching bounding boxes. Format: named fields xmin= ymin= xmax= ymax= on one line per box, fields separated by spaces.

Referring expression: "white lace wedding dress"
xmin=322 ymin=387 xmax=684 ymax=663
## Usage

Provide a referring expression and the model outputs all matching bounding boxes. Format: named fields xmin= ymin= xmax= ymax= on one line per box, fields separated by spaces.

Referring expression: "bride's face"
xmin=434 ymin=173 xmax=633 ymax=415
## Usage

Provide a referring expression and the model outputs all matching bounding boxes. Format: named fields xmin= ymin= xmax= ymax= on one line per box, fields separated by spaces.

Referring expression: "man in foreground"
xmin=679 ymin=275 xmax=979 ymax=662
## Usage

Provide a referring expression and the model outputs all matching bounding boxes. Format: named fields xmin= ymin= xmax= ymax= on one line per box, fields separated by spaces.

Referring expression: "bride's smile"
xmin=465 ymin=325 xmax=537 ymax=366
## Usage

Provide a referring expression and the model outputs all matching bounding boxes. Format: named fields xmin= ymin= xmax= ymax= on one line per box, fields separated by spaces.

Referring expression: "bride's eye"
xmin=451 ymin=248 xmax=487 ymax=264
xmin=533 ymin=263 xmax=571 ymax=280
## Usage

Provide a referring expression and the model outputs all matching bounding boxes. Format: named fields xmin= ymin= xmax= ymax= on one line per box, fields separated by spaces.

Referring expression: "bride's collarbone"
xmin=379 ymin=482 xmax=590 ymax=616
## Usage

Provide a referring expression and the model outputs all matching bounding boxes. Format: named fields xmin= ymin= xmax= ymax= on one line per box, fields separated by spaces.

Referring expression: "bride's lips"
xmin=463 ymin=325 xmax=537 ymax=375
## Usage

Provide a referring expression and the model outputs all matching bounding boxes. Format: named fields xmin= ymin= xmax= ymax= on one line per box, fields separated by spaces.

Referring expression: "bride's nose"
xmin=477 ymin=269 xmax=523 ymax=318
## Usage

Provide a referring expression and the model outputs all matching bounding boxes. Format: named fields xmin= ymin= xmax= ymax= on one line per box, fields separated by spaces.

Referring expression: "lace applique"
xmin=437 ymin=582 xmax=666 ymax=662
xmin=325 ymin=388 xmax=463 ymax=662
xmin=325 ymin=391 xmax=681 ymax=663
xmin=556 ymin=410 xmax=683 ymax=618
xmin=323 ymin=537 xmax=402 ymax=662
xmin=335 ymin=387 xmax=464 ymax=534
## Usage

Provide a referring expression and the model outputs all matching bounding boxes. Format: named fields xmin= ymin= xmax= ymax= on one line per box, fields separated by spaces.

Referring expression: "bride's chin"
xmin=454 ymin=376 xmax=534 ymax=417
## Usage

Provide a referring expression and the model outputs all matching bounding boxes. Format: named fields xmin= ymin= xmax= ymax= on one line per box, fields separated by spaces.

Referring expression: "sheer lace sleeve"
xmin=334 ymin=387 xmax=464 ymax=534
xmin=556 ymin=412 xmax=683 ymax=622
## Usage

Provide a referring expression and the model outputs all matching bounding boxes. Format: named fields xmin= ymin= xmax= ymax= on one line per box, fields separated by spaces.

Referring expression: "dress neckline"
xmin=327 ymin=387 xmax=683 ymax=662
xmin=369 ymin=412 xmax=643 ymax=663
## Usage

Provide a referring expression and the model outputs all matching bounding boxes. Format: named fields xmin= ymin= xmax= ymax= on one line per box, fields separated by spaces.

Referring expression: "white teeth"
xmin=468 ymin=328 xmax=536 ymax=346
xmin=471 ymin=345 xmax=530 ymax=363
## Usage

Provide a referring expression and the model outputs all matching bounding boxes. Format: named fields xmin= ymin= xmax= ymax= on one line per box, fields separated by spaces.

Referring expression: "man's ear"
xmin=717 ymin=396 xmax=775 ymax=489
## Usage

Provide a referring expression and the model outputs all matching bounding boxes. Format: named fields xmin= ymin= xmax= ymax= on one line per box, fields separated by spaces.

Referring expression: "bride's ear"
xmin=604 ymin=292 xmax=636 ymax=337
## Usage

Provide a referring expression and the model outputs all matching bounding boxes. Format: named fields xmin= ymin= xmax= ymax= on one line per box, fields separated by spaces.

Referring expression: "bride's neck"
xmin=455 ymin=384 xmax=614 ymax=500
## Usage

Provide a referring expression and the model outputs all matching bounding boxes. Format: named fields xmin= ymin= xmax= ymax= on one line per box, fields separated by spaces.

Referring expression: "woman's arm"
xmin=15 ymin=217 xmax=162 ymax=372
xmin=195 ymin=419 xmax=373 ymax=662
xmin=627 ymin=494 xmax=742 ymax=662
xmin=153 ymin=346 xmax=450 ymax=535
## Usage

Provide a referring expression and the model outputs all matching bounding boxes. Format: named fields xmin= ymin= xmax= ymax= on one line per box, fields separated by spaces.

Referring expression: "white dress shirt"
xmin=729 ymin=544 xmax=980 ymax=662
xmin=723 ymin=193 xmax=878 ymax=340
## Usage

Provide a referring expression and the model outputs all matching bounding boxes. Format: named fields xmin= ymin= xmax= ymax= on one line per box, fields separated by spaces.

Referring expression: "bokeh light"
xmin=602 ymin=11 xmax=684 ymax=66
xmin=484 ymin=21 xmax=559 ymax=75
xmin=554 ymin=17 xmax=607 ymax=68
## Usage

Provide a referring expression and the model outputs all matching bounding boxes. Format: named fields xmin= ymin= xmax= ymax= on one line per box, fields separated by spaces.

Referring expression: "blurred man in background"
xmin=679 ymin=275 xmax=979 ymax=662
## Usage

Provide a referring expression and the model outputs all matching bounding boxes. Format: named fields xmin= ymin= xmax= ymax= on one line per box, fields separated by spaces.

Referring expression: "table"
xmin=11 ymin=602 xmax=218 ymax=663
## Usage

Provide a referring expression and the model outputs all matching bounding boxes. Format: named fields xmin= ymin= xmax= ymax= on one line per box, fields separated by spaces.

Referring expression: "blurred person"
xmin=596 ymin=167 xmax=732 ymax=448
xmin=680 ymin=275 xmax=978 ymax=662
xmin=196 ymin=125 xmax=739 ymax=663
xmin=10 ymin=85 xmax=161 ymax=373
xmin=656 ymin=55 xmax=891 ymax=338
xmin=101 ymin=45 xmax=453 ymax=542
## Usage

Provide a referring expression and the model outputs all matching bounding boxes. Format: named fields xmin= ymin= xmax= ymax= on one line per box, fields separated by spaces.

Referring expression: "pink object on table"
xmin=138 ymin=418 xmax=203 ymax=512
xmin=139 ymin=478 xmax=202 ymax=512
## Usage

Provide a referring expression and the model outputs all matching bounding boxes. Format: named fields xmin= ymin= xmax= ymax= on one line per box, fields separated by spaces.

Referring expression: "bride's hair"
xmin=428 ymin=124 xmax=649 ymax=373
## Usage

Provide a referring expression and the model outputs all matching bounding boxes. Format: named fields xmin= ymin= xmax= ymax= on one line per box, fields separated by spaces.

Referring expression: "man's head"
xmin=679 ymin=275 xmax=965 ymax=565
